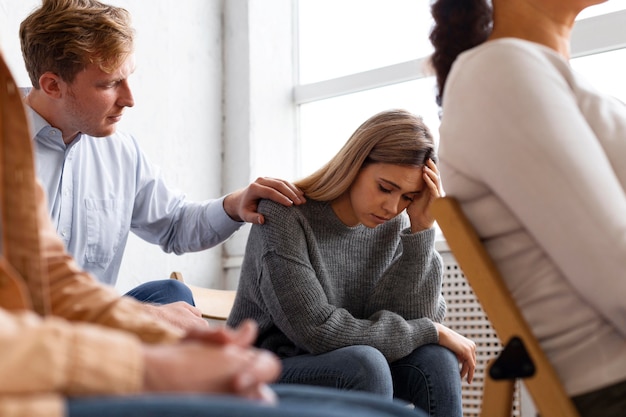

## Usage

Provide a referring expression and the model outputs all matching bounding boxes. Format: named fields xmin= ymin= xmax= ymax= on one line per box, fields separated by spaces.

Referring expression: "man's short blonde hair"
xmin=20 ymin=0 xmax=134 ymax=88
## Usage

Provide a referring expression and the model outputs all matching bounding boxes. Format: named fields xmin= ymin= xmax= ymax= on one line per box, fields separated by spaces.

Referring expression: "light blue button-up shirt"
xmin=29 ymin=108 xmax=243 ymax=286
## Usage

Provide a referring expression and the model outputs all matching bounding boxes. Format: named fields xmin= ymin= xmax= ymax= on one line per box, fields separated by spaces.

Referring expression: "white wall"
xmin=222 ymin=0 xmax=296 ymax=289
xmin=0 ymin=0 xmax=227 ymax=291
xmin=115 ymin=0 xmax=225 ymax=292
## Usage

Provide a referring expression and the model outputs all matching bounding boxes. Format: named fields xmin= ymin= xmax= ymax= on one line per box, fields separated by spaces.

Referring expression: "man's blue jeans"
xmin=66 ymin=384 xmax=423 ymax=417
xmin=279 ymin=344 xmax=462 ymax=417
xmin=124 ymin=279 xmax=195 ymax=305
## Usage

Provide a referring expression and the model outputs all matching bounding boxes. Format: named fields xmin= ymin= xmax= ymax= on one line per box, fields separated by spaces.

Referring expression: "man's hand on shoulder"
xmin=223 ymin=177 xmax=305 ymax=224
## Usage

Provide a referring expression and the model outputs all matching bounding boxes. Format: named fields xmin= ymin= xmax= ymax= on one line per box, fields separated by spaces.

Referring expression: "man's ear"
xmin=38 ymin=72 xmax=64 ymax=98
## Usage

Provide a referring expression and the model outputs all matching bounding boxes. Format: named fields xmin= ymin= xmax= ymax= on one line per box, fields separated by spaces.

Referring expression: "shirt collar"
xmin=26 ymin=106 xmax=80 ymax=151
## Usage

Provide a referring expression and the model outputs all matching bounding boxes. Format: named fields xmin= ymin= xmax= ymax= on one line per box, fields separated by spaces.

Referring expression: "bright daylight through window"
xmin=296 ymin=1 xmax=626 ymax=178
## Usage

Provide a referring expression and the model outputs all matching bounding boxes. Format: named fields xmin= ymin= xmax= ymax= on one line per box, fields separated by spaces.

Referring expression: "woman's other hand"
xmin=434 ymin=322 xmax=477 ymax=384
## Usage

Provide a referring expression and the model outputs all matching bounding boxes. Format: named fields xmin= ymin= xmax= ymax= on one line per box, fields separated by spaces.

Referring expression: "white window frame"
xmin=294 ymin=10 xmax=626 ymax=107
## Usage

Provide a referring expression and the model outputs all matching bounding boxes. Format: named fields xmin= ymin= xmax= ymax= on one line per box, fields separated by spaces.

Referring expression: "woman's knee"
xmin=404 ymin=344 xmax=458 ymax=372
xmin=391 ymin=345 xmax=463 ymax=416
xmin=341 ymin=345 xmax=388 ymax=369
xmin=333 ymin=346 xmax=393 ymax=396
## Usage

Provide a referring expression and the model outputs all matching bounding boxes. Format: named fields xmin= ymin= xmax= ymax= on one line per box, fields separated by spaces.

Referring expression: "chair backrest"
xmin=432 ymin=196 xmax=580 ymax=417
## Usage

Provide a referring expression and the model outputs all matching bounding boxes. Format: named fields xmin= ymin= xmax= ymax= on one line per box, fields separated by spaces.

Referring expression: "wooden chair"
xmin=432 ymin=197 xmax=580 ymax=417
xmin=170 ymin=272 xmax=235 ymax=322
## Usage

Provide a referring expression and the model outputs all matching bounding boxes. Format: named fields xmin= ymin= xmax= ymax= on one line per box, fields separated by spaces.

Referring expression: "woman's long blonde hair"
xmin=296 ymin=109 xmax=436 ymax=201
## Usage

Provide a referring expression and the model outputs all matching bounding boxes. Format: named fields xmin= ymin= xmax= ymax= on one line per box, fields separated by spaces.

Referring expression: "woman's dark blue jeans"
xmin=279 ymin=344 xmax=462 ymax=416
xmin=391 ymin=344 xmax=463 ymax=416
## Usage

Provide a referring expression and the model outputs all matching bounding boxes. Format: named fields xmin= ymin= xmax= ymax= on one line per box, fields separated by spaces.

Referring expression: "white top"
xmin=438 ymin=38 xmax=626 ymax=396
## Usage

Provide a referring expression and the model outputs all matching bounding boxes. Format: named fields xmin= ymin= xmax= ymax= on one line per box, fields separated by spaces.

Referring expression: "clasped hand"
xmin=142 ymin=320 xmax=281 ymax=403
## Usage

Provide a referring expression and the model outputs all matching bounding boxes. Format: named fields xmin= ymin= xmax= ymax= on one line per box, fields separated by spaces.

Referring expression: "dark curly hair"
xmin=429 ymin=0 xmax=492 ymax=107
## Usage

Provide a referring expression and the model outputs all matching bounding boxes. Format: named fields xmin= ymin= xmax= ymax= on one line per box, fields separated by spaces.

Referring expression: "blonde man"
xmin=20 ymin=0 xmax=305 ymax=331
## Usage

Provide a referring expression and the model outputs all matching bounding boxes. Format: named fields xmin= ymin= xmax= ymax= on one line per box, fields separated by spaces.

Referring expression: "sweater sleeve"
xmin=0 ymin=308 xmax=144 ymax=397
xmin=441 ymin=40 xmax=626 ymax=336
xmin=366 ymin=227 xmax=446 ymax=322
xmin=248 ymin=202 xmax=439 ymax=362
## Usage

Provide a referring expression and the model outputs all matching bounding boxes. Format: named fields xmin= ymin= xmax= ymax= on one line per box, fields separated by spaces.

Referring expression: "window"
xmin=296 ymin=1 xmax=436 ymax=177
xmin=295 ymin=3 xmax=626 ymax=178
xmin=297 ymin=0 xmax=433 ymax=84
xmin=299 ymin=78 xmax=440 ymax=176
xmin=572 ymin=48 xmax=626 ymax=102
xmin=571 ymin=8 xmax=626 ymax=102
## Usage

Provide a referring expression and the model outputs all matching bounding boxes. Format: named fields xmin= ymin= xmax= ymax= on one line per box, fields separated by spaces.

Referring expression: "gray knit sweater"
xmin=227 ymin=199 xmax=445 ymax=363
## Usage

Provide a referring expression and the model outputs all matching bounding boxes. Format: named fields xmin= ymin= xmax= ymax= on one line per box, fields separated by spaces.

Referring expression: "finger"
xmin=234 ymin=380 xmax=278 ymax=404
xmin=422 ymin=173 xmax=441 ymax=199
xmin=255 ymin=384 xmax=279 ymax=404
xmin=426 ymin=158 xmax=439 ymax=172
xmin=239 ymin=209 xmax=265 ymax=225
xmin=258 ymin=177 xmax=305 ymax=198
xmin=422 ymin=171 xmax=438 ymax=190
xmin=184 ymin=325 xmax=234 ymax=344
xmin=423 ymin=166 xmax=441 ymax=187
xmin=466 ymin=350 xmax=476 ymax=383
xmin=188 ymin=320 xmax=259 ymax=345
xmin=184 ymin=303 xmax=204 ymax=318
xmin=459 ymin=360 xmax=469 ymax=381
xmin=232 ymin=371 xmax=256 ymax=394
xmin=253 ymin=178 xmax=306 ymax=205
xmin=235 ymin=349 xmax=281 ymax=390
xmin=230 ymin=319 xmax=259 ymax=346
xmin=425 ymin=158 xmax=441 ymax=180
xmin=267 ymin=178 xmax=306 ymax=203
xmin=424 ymin=160 xmax=443 ymax=191
xmin=464 ymin=358 xmax=475 ymax=384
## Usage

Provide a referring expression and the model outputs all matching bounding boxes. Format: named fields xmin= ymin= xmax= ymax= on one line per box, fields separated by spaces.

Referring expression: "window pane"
xmin=298 ymin=77 xmax=440 ymax=177
xmin=578 ymin=3 xmax=626 ymax=20
xmin=571 ymin=48 xmax=626 ymax=102
xmin=297 ymin=0 xmax=434 ymax=84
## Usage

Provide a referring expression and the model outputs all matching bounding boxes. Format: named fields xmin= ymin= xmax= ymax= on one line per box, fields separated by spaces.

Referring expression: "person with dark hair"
xmin=229 ymin=109 xmax=476 ymax=417
xmin=19 ymin=0 xmax=306 ymax=331
xmin=430 ymin=1 xmax=626 ymax=416
xmin=0 ymin=43 xmax=430 ymax=417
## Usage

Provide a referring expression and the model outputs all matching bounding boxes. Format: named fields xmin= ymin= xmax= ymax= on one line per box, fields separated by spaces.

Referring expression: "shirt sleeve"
xmin=366 ymin=227 xmax=446 ymax=322
xmin=441 ymin=40 xmax=626 ymax=337
xmin=34 ymin=180 xmax=183 ymax=343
